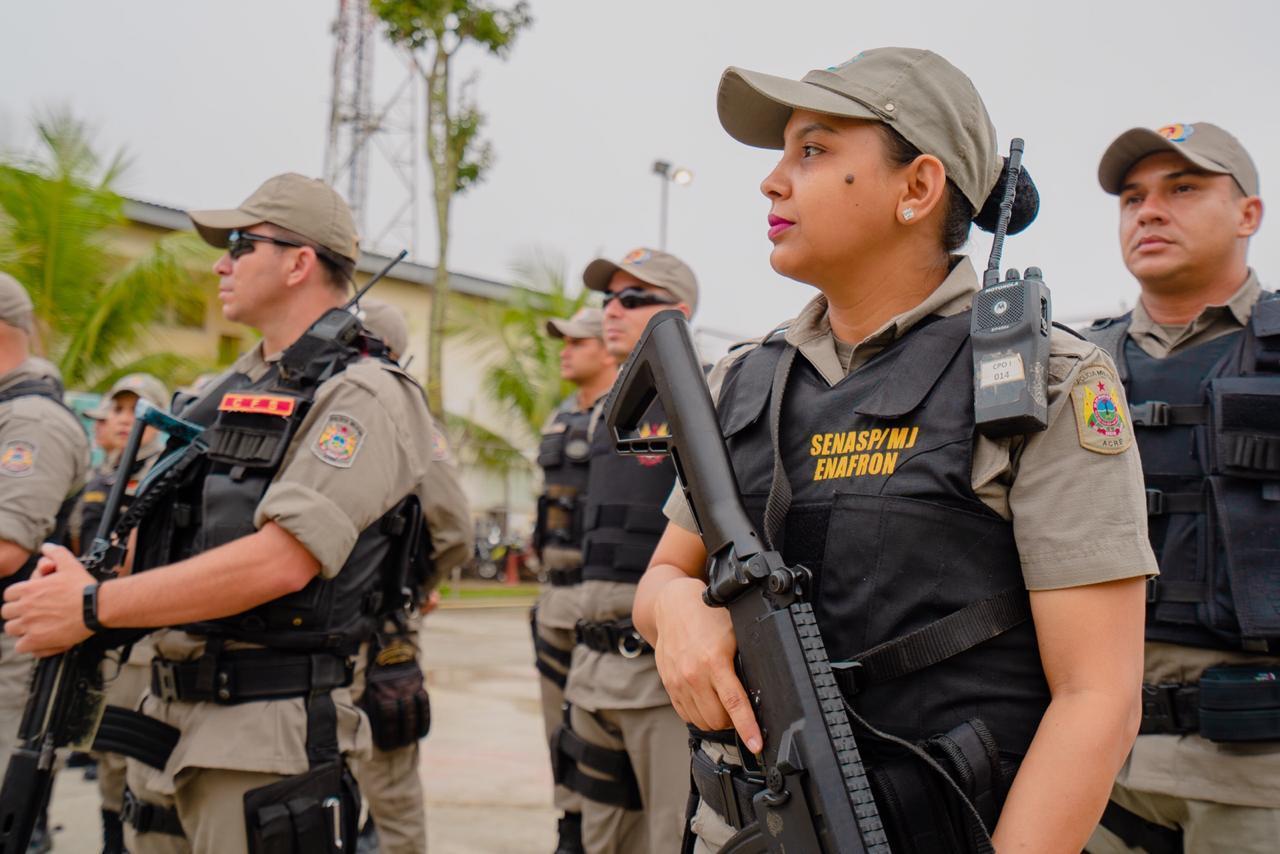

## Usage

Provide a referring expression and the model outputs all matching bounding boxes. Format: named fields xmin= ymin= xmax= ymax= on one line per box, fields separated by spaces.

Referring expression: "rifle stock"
xmin=606 ymin=311 xmax=889 ymax=853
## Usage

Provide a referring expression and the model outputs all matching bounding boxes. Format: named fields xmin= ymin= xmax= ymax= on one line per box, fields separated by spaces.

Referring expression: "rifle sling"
xmin=833 ymin=588 xmax=1031 ymax=695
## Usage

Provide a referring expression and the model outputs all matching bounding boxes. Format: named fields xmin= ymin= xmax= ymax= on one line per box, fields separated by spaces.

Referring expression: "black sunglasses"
xmin=602 ymin=287 xmax=678 ymax=310
xmin=227 ymin=229 xmax=307 ymax=260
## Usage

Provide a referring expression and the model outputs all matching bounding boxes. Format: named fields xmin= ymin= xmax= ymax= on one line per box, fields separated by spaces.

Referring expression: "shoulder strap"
xmin=1080 ymin=313 xmax=1133 ymax=380
xmin=0 ymin=376 xmax=76 ymax=420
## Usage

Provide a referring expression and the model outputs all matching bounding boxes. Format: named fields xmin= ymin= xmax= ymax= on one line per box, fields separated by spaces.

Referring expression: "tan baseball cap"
xmin=1098 ymin=122 xmax=1259 ymax=197
xmin=187 ymin=173 xmax=360 ymax=262
xmin=582 ymin=248 xmax=699 ymax=315
xmin=358 ymin=299 xmax=409 ymax=358
xmin=88 ymin=372 xmax=169 ymax=419
xmin=717 ymin=47 xmax=1002 ymax=211
xmin=0 ymin=273 xmax=34 ymax=334
xmin=546 ymin=307 xmax=604 ymax=340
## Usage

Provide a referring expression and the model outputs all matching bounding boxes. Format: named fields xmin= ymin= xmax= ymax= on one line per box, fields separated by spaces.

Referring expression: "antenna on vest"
xmin=344 ymin=250 xmax=409 ymax=311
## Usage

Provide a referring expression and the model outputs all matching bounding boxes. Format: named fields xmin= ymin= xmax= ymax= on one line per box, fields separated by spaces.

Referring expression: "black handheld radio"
xmin=971 ymin=139 xmax=1051 ymax=437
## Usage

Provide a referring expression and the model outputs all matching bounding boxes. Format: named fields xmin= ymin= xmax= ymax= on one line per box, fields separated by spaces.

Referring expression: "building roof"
xmin=122 ymin=197 xmax=514 ymax=302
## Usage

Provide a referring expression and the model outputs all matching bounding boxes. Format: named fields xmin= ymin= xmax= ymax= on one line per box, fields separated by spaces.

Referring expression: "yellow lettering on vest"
xmin=907 ymin=427 xmax=919 ymax=448
xmin=871 ymin=428 xmax=887 ymax=449
xmin=813 ymin=457 xmax=827 ymax=481
xmin=882 ymin=452 xmax=899 ymax=475
xmin=886 ymin=427 xmax=908 ymax=450
xmin=810 ymin=434 xmax=823 ymax=457
xmin=852 ymin=454 xmax=867 ymax=476
xmin=868 ymin=453 xmax=885 ymax=475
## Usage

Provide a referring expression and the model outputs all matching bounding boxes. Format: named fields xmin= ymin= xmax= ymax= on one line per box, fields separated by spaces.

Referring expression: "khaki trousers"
xmin=348 ymin=741 xmax=425 ymax=854
xmin=1087 ymin=778 xmax=1280 ymax=853
xmin=569 ymin=702 xmax=690 ymax=854
xmin=123 ymin=764 xmax=285 ymax=854
xmin=0 ymin=632 xmax=34 ymax=782
xmin=536 ymin=614 xmax=582 ymax=815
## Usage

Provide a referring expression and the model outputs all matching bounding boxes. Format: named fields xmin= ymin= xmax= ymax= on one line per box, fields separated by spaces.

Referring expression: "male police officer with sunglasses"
xmin=2 ymin=173 xmax=468 ymax=854
xmin=1084 ymin=124 xmax=1280 ymax=853
xmin=551 ymin=249 xmax=699 ymax=854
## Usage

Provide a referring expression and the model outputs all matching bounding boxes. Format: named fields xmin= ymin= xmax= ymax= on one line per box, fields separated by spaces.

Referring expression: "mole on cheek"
xmin=844 ymin=174 xmax=855 ymax=185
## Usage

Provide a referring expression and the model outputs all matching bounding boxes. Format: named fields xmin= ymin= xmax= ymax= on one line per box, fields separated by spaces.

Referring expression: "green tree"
xmin=0 ymin=109 xmax=211 ymax=389
xmin=371 ymin=0 xmax=533 ymax=418
xmin=453 ymin=251 xmax=590 ymax=449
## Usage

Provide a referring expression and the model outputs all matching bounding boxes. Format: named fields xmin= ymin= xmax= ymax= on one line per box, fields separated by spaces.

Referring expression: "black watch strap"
xmin=82 ymin=582 xmax=105 ymax=633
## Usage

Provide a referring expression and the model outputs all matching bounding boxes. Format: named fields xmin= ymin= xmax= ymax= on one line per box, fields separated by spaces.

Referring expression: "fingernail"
xmin=747 ymin=738 xmax=761 ymax=753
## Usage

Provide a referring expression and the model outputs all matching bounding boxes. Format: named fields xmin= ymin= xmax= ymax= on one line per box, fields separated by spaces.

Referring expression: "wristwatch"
xmin=82 ymin=582 xmax=105 ymax=633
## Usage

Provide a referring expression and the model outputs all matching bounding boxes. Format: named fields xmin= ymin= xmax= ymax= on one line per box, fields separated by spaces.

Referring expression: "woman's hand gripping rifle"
xmin=605 ymin=310 xmax=889 ymax=854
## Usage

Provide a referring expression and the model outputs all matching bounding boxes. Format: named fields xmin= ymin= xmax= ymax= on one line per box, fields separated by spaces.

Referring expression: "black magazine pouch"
xmin=358 ymin=632 xmax=431 ymax=751
xmin=1207 ymin=475 xmax=1280 ymax=640
xmin=243 ymin=761 xmax=358 ymax=854
xmin=1198 ymin=665 xmax=1280 ymax=743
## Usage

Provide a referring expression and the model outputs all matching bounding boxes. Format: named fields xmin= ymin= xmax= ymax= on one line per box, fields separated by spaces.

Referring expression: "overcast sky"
xmin=2 ymin=1 xmax=1277 ymax=345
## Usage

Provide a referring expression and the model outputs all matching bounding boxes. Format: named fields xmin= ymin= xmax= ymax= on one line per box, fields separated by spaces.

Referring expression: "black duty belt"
xmin=121 ymin=788 xmax=185 ymax=838
xmin=574 ymin=618 xmax=653 ymax=658
xmin=150 ymin=650 xmax=352 ymax=705
xmin=1141 ymin=667 xmax=1280 ymax=742
xmin=548 ymin=566 xmax=583 ymax=587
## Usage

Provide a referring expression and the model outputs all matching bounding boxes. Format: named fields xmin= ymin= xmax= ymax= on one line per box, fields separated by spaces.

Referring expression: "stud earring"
xmin=901 ymin=208 xmax=915 ymax=221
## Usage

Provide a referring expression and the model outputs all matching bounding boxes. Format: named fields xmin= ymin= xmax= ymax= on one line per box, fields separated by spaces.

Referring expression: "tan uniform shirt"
xmin=666 ymin=255 xmax=1159 ymax=593
xmin=136 ymin=341 xmax=463 ymax=792
xmin=0 ymin=359 xmax=89 ymax=553
xmin=1110 ymin=270 xmax=1280 ymax=807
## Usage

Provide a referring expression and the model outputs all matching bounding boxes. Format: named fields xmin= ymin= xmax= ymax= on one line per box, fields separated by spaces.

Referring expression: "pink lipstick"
xmin=768 ymin=214 xmax=795 ymax=240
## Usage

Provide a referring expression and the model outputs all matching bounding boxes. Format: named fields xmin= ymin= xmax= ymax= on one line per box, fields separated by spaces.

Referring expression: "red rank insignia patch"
xmin=218 ymin=393 xmax=297 ymax=417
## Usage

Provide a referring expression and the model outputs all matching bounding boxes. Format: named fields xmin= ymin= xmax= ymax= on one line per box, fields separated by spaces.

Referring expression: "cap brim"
xmin=546 ymin=318 xmax=597 ymax=339
xmin=186 ymin=208 xmax=263 ymax=248
xmin=582 ymin=257 xmax=681 ymax=297
xmin=717 ymin=66 xmax=880 ymax=149
xmin=1098 ymin=128 xmax=1232 ymax=195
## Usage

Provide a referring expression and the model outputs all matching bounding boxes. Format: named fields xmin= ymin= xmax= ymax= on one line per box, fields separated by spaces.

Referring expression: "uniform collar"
xmin=783 ymin=255 xmax=979 ymax=386
xmin=1129 ymin=269 xmax=1261 ymax=340
xmin=0 ymin=357 xmax=62 ymax=393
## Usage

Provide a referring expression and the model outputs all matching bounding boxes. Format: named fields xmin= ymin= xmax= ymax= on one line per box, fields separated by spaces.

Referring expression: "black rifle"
xmin=0 ymin=403 xmax=205 ymax=854
xmin=605 ymin=311 xmax=889 ymax=853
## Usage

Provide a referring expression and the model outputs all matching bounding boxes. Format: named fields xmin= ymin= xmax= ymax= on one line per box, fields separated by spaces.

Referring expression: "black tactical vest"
xmin=716 ymin=313 xmax=1050 ymax=765
xmin=579 ymin=396 xmax=676 ymax=584
xmin=1087 ymin=294 xmax=1280 ymax=651
xmin=534 ymin=401 xmax=593 ymax=559
xmin=0 ymin=377 xmax=79 ymax=609
xmin=133 ymin=319 xmax=423 ymax=655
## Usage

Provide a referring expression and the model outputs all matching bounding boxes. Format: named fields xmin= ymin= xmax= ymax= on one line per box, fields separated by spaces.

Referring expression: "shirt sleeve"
xmin=1007 ymin=337 xmax=1159 ymax=590
xmin=253 ymin=363 xmax=430 ymax=578
xmin=0 ymin=402 xmax=88 ymax=553
xmin=417 ymin=418 xmax=472 ymax=583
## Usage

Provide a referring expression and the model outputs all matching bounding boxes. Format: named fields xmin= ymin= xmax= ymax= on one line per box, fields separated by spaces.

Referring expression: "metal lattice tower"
xmin=324 ymin=0 xmax=421 ymax=258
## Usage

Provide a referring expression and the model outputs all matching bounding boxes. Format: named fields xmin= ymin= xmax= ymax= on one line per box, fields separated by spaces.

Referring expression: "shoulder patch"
xmin=311 ymin=412 xmax=366 ymax=468
xmin=431 ymin=430 xmax=451 ymax=462
xmin=0 ymin=440 xmax=36 ymax=477
xmin=1071 ymin=366 xmax=1132 ymax=454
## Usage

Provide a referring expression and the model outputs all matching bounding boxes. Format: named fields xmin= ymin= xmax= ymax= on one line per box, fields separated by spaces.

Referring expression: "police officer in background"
xmin=0 ymin=273 xmax=89 ymax=854
xmin=3 ymin=173 xmax=465 ymax=854
xmin=533 ymin=307 xmax=616 ymax=854
xmin=1086 ymin=123 xmax=1278 ymax=853
xmin=348 ymin=298 xmax=472 ymax=854
xmin=555 ymin=250 xmax=698 ymax=854
xmin=71 ymin=372 xmax=170 ymax=854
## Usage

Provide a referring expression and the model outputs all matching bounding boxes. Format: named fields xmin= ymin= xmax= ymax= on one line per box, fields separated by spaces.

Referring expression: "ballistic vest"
xmin=579 ymin=397 xmax=676 ymax=584
xmin=716 ymin=312 xmax=1051 ymax=765
xmin=534 ymin=401 xmax=593 ymax=560
xmin=133 ymin=316 xmax=422 ymax=655
xmin=0 ymin=377 xmax=79 ymax=607
xmin=1086 ymin=293 xmax=1280 ymax=651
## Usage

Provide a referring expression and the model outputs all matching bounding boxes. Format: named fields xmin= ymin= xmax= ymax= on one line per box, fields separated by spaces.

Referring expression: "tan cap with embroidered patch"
xmin=0 ymin=273 xmax=34 ymax=334
xmin=546 ymin=307 xmax=604 ymax=340
xmin=1098 ymin=122 xmax=1259 ymax=197
xmin=582 ymin=248 xmax=699 ymax=315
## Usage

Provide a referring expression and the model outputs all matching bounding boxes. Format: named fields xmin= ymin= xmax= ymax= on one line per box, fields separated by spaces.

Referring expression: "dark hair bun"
xmin=974 ymin=159 xmax=1038 ymax=236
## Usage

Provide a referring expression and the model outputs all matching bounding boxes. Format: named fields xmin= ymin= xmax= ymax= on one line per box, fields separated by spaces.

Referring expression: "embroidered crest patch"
xmin=636 ymin=422 xmax=670 ymax=467
xmin=311 ymin=413 xmax=365 ymax=468
xmin=431 ymin=430 xmax=451 ymax=462
xmin=0 ymin=440 xmax=36 ymax=477
xmin=1071 ymin=366 xmax=1132 ymax=454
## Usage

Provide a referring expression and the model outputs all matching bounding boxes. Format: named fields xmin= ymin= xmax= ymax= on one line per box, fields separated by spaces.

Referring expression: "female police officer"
xmin=632 ymin=48 xmax=1156 ymax=852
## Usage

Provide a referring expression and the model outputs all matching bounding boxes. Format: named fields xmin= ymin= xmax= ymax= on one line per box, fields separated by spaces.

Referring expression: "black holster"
xmin=244 ymin=761 xmax=359 ymax=854
xmin=356 ymin=632 xmax=431 ymax=751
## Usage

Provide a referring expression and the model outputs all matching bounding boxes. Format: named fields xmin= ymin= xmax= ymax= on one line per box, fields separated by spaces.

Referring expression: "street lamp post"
xmin=652 ymin=159 xmax=693 ymax=250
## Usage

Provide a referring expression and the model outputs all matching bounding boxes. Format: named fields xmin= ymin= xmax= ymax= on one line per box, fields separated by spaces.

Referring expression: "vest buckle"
xmin=1130 ymin=401 xmax=1169 ymax=427
xmin=1145 ymin=489 xmax=1166 ymax=516
xmin=151 ymin=659 xmax=180 ymax=703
